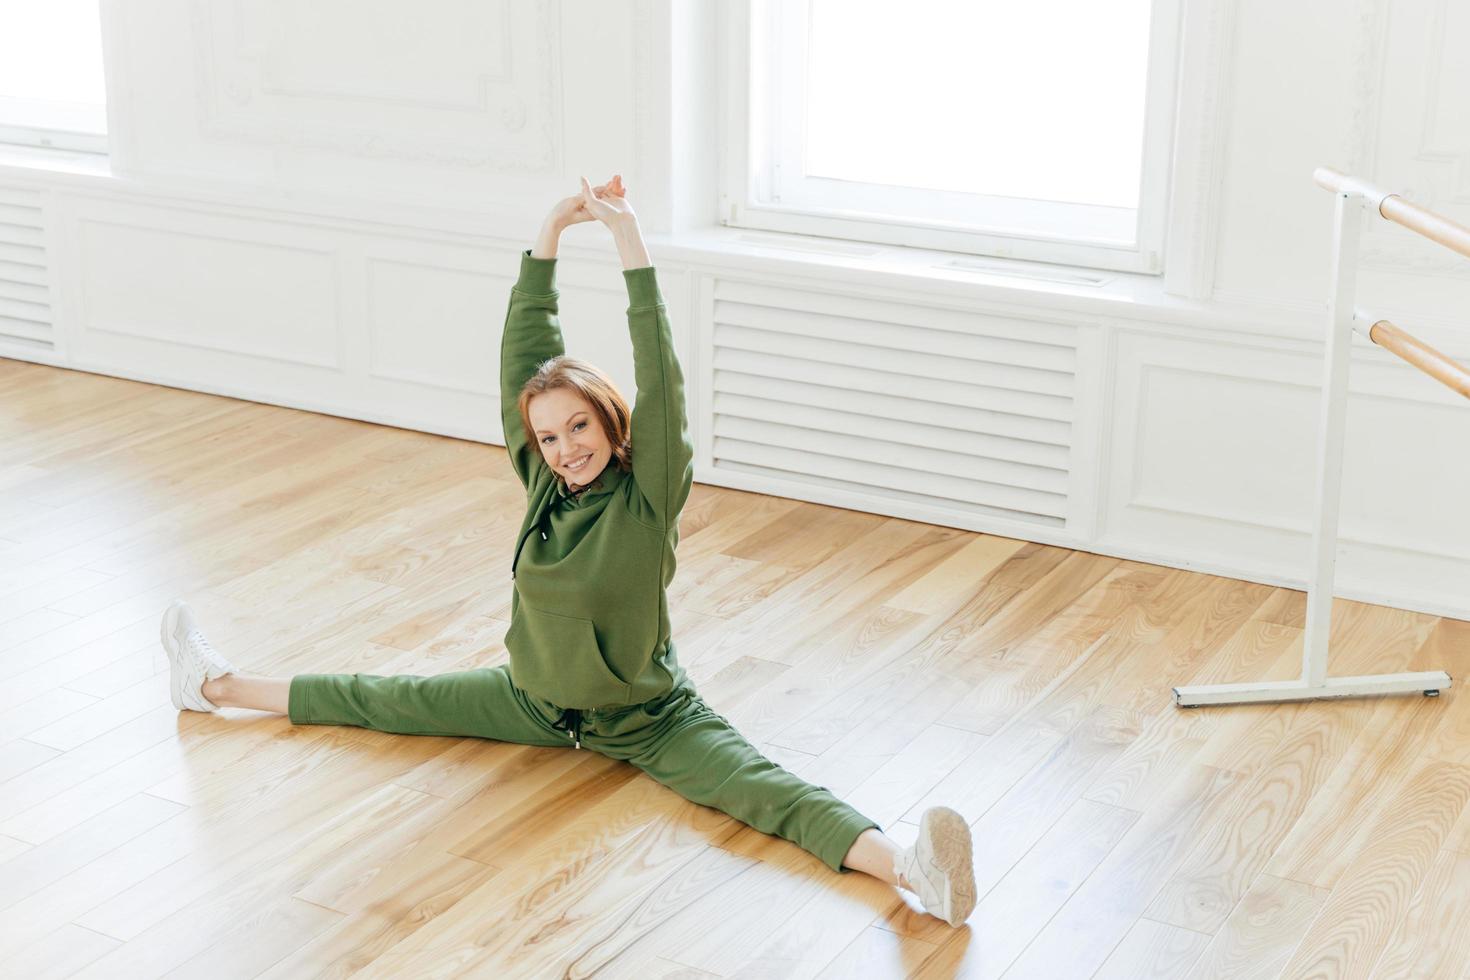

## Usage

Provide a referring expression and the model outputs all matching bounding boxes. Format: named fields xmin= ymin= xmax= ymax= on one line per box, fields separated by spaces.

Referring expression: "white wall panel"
xmin=1104 ymin=329 xmax=1470 ymax=616
xmin=366 ymin=258 xmax=500 ymax=395
xmin=73 ymin=208 xmax=341 ymax=367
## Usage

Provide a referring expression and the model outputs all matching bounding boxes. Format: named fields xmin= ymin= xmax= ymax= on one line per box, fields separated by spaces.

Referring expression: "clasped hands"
xmin=547 ymin=174 xmax=637 ymax=232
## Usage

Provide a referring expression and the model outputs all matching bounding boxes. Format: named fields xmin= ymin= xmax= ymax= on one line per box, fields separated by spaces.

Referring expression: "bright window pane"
xmin=0 ymin=0 xmax=107 ymax=131
xmin=804 ymin=0 xmax=1151 ymax=209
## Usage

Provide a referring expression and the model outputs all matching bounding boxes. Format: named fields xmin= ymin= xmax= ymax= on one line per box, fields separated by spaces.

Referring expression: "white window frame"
xmin=719 ymin=0 xmax=1182 ymax=274
xmin=0 ymin=2 xmax=110 ymax=157
xmin=0 ymin=106 xmax=107 ymax=155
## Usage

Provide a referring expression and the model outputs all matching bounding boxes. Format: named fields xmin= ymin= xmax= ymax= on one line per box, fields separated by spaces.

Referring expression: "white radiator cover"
xmin=701 ymin=278 xmax=1082 ymax=531
xmin=0 ymin=185 xmax=53 ymax=352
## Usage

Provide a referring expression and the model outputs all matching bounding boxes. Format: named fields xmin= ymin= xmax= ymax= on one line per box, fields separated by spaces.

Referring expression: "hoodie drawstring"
xmin=557 ymin=708 xmax=582 ymax=749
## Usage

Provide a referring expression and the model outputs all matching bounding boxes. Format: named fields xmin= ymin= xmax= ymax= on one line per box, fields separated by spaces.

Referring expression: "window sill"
xmin=649 ymin=225 xmax=1318 ymax=343
xmin=0 ymin=142 xmax=114 ymax=183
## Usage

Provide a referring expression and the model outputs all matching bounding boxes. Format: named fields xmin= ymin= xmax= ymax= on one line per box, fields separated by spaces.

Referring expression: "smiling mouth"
xmin=564 ymin=453 xmax=592 ymax=472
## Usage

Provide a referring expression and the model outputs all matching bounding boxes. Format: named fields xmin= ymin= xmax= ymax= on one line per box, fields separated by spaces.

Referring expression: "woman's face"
xmin=529 ymin=387 xmax=612 ymax=490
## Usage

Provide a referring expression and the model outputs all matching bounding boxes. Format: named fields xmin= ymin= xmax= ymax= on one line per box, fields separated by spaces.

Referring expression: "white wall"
xmin=2 ymin=0 xmax=1467 ymax=620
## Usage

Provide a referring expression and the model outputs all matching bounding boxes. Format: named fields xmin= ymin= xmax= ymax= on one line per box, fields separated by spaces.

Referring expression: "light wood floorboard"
xmin=3 ymin=359 xmax=1469 ymax=978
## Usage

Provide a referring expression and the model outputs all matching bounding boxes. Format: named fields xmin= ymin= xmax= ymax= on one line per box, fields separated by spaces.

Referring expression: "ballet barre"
xmin=1174 ymin=167 xmax=1468 ymax=707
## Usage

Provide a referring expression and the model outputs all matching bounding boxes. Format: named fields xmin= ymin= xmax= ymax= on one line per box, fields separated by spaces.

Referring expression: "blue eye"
xmin=541 ymin=420 xmax=586 ymax=445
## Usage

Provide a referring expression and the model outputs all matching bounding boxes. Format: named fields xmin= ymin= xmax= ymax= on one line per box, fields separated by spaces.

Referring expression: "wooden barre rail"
xmin=1360 ymin=318 xmax=1470 ymax=401
xmin=1314 ymin=166 xmax=1470 ymax=261
xmin=1316 ymin=167 xmax=1470 ymax=401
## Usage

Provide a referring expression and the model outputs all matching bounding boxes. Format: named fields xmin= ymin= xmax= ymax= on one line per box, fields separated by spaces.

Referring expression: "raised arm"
xmin=623 ymin=263 xmax=695 ymax=529
xmin=498 ymin=243 xmax=565 ymax=490
xmin=578 ymin=176 xmax=694 ymax=528
xmin=499 ymin=189 xmax=616 ymax=489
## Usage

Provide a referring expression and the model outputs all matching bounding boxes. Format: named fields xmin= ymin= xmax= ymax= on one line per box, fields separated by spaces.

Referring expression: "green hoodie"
xmin=499 ymin=249 xmax=695 ymax=709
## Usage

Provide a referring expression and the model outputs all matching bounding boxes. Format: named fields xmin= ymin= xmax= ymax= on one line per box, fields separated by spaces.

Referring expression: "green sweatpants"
xmin=288 ymin=666 xmax=881 ymax=874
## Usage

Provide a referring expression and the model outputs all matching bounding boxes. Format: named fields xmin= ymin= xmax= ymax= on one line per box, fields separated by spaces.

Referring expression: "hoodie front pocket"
xmin=505 ymin=602 xmax=632 ymax=708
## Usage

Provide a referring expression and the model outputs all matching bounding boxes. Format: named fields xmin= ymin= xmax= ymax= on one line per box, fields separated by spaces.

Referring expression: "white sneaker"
xmin=895 ymin=806 xmax=977 ymax=927
xmin=161 ymin=599 xmax=239 ymax=712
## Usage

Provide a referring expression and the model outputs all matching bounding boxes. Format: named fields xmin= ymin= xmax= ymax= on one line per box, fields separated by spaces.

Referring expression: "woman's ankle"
xmin=201 ymin=673 xmax=233 ymax=705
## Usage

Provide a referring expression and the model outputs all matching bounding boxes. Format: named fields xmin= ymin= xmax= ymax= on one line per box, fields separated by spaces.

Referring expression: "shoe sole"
xmin=161 ymin=601 xmax=186 ymax=711
xmin=922 ymin=806 xmax=977 ymax=927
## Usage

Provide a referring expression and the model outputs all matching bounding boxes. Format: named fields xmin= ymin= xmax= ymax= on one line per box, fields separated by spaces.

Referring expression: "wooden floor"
xmin=2 ymin=357 xmax=1469 ymax=979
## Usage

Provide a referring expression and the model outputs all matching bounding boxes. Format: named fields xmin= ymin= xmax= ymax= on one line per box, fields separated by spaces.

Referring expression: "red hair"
xmin=518 ymin=356 xmax=633 ymax=486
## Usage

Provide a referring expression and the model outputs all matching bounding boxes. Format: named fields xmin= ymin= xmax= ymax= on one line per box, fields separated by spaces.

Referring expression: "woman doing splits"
xmin=161 ymin=174 xmax=978 ymax=928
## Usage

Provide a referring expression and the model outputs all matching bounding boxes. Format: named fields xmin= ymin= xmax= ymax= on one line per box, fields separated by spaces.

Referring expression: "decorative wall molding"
xmin=1346 ymin=0 xmax=1470 ymax=276
xmin=69 ymin=208 xmax=343 ymax=369
xmin=1415 ymin=0 xmax=1470 ymax=203
xmin=1126 ymin=363 xmax=1468 ymax=562
xmin=189 ymin=0 xmax=561 ymax=171
xmin=364 ymin=253 xmax=498 ymax=396
xmin=1163 ymin=0 xmax=1239 ymax=301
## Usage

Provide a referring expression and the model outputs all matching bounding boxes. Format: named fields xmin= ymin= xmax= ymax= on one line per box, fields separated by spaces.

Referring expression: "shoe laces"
xmin=185 ymin=629 xmax=223 ymax=668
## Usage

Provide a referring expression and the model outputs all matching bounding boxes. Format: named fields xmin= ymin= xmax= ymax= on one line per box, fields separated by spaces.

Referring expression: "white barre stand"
xmin=1174 ymin=169 xmax=1459 ymax=707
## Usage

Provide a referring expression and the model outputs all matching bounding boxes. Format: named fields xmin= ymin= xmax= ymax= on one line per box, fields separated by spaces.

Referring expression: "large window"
xmin=0 ymin=2 xmax=108 ymax=154
xmin=724 ymin=0 xmax=1180 ymax=273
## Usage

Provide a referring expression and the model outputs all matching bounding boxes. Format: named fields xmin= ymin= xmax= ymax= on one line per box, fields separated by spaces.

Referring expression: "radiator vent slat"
xmin=0 ymin=296 xmax=49 ymax=321
xmin=714 ymin=370 xmax=1070 ymax=447
xmin=714 ymin=441 xmax=1068 ymax=522
xmin=714 ymin=322 xmax=1074 ymax=398
xmin=715 ymin=279 xmax=1079 ymax=347
xmin=718 ymin=459 xmax=1066 ymax=529
xmin=713 ymin=347 xmax=1071 ymax=423
xmin=713 ymin=408 xmax=1068 ymax=490
xmin=0 ymin=224 xmax=44 ymax=249
xmin=0 ymin=260 xmax=49 ymax=289
xmin=0 ymin=186 xmax=44 ymax=208
xmin=713 ymin=390 xmax=1069 ymax=468
xmin=715 ymin=299 xmax=1077 ymax=372
xmin=0 ymin=315 xmax=54 ymax=343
